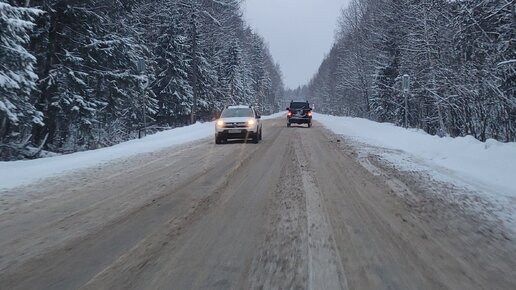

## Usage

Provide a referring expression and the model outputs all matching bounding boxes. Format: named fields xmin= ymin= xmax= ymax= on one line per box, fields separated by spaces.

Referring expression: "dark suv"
xmin=286 ymin=101 xmax=312 ymax=127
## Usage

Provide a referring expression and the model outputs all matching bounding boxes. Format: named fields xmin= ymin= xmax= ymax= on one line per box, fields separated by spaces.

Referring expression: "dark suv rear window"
xmin=290 ymin=102 xmax=309 ymax=109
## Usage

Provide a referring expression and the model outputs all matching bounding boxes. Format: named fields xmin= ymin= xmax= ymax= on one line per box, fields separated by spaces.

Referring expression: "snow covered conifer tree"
xmin=152 ymin=12 xmax=193 ymax=125
xmin=222 ymin=40 xmax=244 ymax=105
xmin=0 ymin=1 xmax=43 ymax=148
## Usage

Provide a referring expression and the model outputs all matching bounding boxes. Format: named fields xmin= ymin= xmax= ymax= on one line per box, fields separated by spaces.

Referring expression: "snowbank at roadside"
xmin=0 ymin=112 xmax=285 ymax=190
xmin=315 ymin=113 xmax=516 ymax=200
xmin=262 ymin=111 xmax=286 ymax=120
xmin=0 ymin=122 xmax=213 ymax=190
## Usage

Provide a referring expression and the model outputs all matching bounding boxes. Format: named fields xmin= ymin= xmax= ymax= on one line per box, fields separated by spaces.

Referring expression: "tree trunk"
xmin=0 ymin=117 xmax=8 ymax=142
xmin=190 ymin=13 xmax=199 ymax=125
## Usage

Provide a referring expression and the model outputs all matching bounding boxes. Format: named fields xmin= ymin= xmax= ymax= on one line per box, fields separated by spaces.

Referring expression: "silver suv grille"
xmin=224 ymin=122 xmax=247 ymax=128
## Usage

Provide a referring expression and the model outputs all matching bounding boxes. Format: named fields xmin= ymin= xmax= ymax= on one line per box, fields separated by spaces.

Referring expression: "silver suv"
xmin=215 ymin=105 xmax=263 ymax=144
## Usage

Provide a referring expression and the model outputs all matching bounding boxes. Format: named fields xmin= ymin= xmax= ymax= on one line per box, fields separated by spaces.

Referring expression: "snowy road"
xmin=0 ymin=118 xmax=515 ymax=290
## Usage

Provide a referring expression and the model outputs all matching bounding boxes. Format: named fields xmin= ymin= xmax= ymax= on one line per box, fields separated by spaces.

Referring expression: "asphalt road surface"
xmin=0 ymin=118 xmax=515 ymax=290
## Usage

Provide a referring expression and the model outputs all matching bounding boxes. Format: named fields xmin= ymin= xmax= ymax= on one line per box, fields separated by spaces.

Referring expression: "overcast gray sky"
xmin=243 ymin=0 xmax=350 ymax=89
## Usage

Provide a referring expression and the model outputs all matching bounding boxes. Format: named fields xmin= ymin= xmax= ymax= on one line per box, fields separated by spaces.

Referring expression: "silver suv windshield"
xmin=221 ymin=108 xmax=254 ymax=118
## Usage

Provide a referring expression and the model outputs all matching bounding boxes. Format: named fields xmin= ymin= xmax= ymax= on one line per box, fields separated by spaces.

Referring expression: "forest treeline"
xmin=303 ymin=0 xmax=515 ymax=142
xmin=1 ymin=0 xmax=284 ymax=159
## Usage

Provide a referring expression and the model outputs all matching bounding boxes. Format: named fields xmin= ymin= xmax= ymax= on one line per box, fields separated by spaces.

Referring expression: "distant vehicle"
xmin=215 ymin=105 xmax=262 ymax=144
xmin=286 ymin=101 xmax=312 ymax=127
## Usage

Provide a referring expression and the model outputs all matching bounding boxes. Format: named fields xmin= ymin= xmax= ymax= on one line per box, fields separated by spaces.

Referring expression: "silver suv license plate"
xmin=228 ymin=129 xmax=241 ymax=134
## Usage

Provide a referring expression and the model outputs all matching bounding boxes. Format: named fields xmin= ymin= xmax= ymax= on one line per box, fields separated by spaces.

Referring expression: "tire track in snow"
xmin=295 ymin=139 xmax=349 ymax=290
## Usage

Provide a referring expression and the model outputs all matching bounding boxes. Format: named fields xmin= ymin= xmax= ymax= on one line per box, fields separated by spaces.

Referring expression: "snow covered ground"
xmin=315 ymin=113 xmax=516 ymax=230
xmin=0 ymin=112 xmax=285 ymax=190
